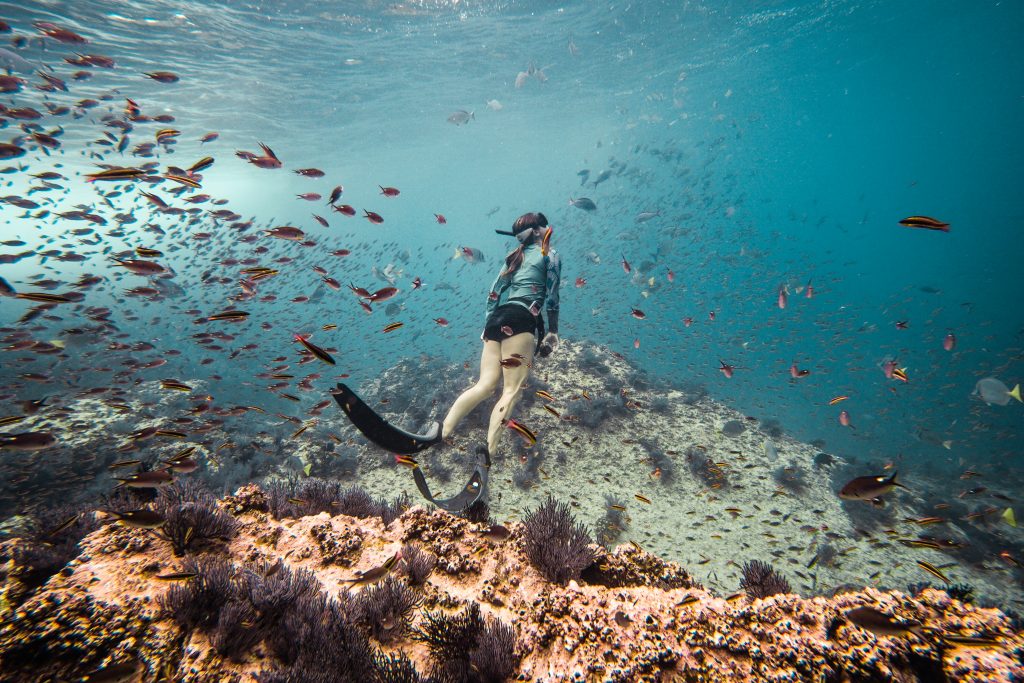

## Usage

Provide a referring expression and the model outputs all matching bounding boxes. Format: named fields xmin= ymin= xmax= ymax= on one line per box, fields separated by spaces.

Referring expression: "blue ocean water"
xmin=1 ymin=0 xmax=1022 ymax=507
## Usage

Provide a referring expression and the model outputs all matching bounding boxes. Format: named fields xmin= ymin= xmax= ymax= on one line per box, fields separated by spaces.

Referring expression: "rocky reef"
xmin=1 ymin=484 xmax=1021 ymax=682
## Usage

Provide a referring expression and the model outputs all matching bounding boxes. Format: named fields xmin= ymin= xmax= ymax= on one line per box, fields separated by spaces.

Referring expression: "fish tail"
xmin=1009 ymin=384 xmax=1022 ymax=403
xmin=890 ymin=471 xmax=909 ymax=490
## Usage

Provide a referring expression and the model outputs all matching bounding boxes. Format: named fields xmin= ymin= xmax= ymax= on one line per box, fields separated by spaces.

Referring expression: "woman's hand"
xmin=539 ymin=332 xmax=560 ymax=357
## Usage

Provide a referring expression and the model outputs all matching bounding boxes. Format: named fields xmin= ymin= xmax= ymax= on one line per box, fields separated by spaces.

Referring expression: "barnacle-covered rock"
xmin=309 ymin=520 xmax=364 ymax=566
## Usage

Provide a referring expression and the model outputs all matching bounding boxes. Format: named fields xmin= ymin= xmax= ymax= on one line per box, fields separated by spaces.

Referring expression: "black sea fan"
xmin=159 ymin=498 xmax=237 ymax=556
xmin=378 ymin=492 xmax=411 ymax=526
xmin=470 ymin=617 xmax=519 ymax=682
xmin=159 ymin=556 xmax=234 ymax=631
xmin=212 ymin=598 xmax=263 ymax=661
xmin=271 ymin=592 xmax=376 ymax=681
xmin=523 ymin=495 xmax=596 ymax=585
xmin=416 ymin=602 xmax=485 ymax=664
xmin=335 ymin=485 xmax=380 ymax=518
xmin=293 ymin=477 xmax=342 ymax=516
xmin=374 ymin=652 xmax=423 ymax=683
xmin=353 ymin=575 xmax=421 ymax=643
xmin=400 ymin=543 xmax=437 ymax=586
xmin=739 ymin=559 xmax=791 ymax=599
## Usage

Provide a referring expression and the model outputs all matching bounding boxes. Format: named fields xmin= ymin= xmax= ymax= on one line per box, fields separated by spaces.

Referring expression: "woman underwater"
xmin=332 ymin=211 xmax=561 ymax=512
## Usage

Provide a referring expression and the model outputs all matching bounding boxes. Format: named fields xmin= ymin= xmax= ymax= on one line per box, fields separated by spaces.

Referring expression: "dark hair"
xmin=503 ymin=212 xmax=548 ymax=276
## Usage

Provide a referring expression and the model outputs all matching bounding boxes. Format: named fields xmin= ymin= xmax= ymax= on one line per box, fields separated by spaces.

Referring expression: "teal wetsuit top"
xmin=485 ymin=243 xmax=561 ymax=323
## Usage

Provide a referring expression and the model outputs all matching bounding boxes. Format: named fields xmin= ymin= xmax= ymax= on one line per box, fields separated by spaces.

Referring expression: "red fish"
xmin=682 ymin=317 xmax=693 ymax=327
xmin=943 ymin=331 xmax=956 ymax=351
xmin=333 ymin=204 xmax=356 ymax=216
xmin=805 ymin=279 xmax=814 ymax=298
xmin=667 ymin=269 xmax=675 ymax=283
xmin=412 ymin=277 xmax=422 ymax=289
xmin=349 ymin=283 xmax=371 ymax=298
xmin=777 ymin=285 xmax=788 ymax=310
xmin=621 ymin=255 xmax=631 ymax=274
xmin=379 ymin=186 xmax=400 ymax=197
xmin=34 ymin=21 xmax=87 ymax=44
xmin=630 ymin=308 xmax=646 ymax=320
xmin=895 ymin=320 xmax=908 ymax=330
xmin=434 ymin=318 xmax=448 ymax=326
xmin=838 ymin=410 xmax=854 ymax=428
xmin=294 ymin=168 xmax=325 ymax=177
xmin=719 ymin=360 xmax=737 ymax=379
xmin=327 ymin=185 xmax=343 ymax=204
xmin=708 ymin=311 xmax=716 ymax=322
xmin=297 ymin=193 xmax=321 ymax=201
xmin=434 ymin=213 xmax=447 ymax=224
xmin=367 ymin=287 xmax=398 ymax=303
xmin=789 ymin=362 xmax=810 ymax=378
xmin=634 ymin=338 xmax=641 ymax=349
xmin=144 ymin=71 xmax=179 ymax=83
xmin=363 ymin=210 xmax=384 ymax=224
xmin=575 ymin=277 xmax=587 ymax=288
xmin=313 ymin=214 xmax=329 ymax=228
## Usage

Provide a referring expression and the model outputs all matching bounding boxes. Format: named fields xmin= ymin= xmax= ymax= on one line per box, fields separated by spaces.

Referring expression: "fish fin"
xmin=890 ymin=471 xmax=910 ymax=491
xmin=1009 ymin=384 xmax=1022 ymax=403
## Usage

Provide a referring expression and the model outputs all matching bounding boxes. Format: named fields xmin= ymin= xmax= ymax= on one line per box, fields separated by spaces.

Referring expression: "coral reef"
xmin=0 ymin=487 xmax=1020 ymax=682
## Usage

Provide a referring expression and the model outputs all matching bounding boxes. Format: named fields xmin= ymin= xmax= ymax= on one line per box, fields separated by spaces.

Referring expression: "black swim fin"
xmin=331 ymin=383 xmax=442 ymax=455
xmin=409 ymin=446 xmax=490 ymax=514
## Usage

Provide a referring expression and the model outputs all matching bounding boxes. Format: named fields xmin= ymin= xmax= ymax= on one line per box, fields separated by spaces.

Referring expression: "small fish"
xmin=434 ymin=213 xmax=447 ymax=224
xmin=543 ymin=405 xmax=561 ymax=418
xmin=363 ymin=209 xmax=384 ymax=224
xmin=634 ymin=493 xmax=652 ymax=505
xmin=899 ymin=215 xmax=950 ymax=232
xmin=447 ymin=110 xmax=475 ymax=125
xmin=839 ymin=472 xmax=907 ymax=506
xmin=506 ymin=418 xmax=537 ymax=446
xmin=206 ymin=309 xmax=249 ymax=322
xmin=635 ymin=210 xmax=660 ymax=223
xmin=294 ymin=334 xmax=336 ymax=365
xmin=828 ymin=396 xmax=849 ymax=406
xmin=536 ymin=390 xmax=555 ymax=401
xmin=916 ymin=559 xmax=951 ymax=584
xmin=107 ymin=508 xmax=165 ymax=529
xmin=569 ymin=197 xmax=597 ymax=211
xmin=155 ymin=571 xmax=198 ymax=581
xmin=343 ymin=551 xmax=402 ymax=584
xmin=115 ymin=470 xmax=174 ymax=489
xmin=500 ymin=357 xmax=523 ymax=368
xmin=145 ymin=71 xmax=180 ymax=83
xmin=0 ymin=431 xmax=57 ymax=451
xmin=379 ymin=186 xmax=400 ymax=197
xmin=478 ymin=524 xmax=510 ymax=541
xmin=943 ymin=331 xmax=956 ymax=351
xmin=630 ymin=308 xmax=646 ymax=320
xmin=844 ymin=606 xmax=924 ymax=639
xmin=47 ymin=513 xmax=81 ymax=537
xmin=433 ymin=318 xmax=448 ymax=326
xmin=383 ymin=322 xmax=404 ymax=333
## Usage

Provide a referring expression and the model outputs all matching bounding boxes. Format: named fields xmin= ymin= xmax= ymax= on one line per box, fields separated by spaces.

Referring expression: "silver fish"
xmin=447 ymin=110 xmax=474 ymax=125
xmin=569 ymin=197 xmax=597 ymax=211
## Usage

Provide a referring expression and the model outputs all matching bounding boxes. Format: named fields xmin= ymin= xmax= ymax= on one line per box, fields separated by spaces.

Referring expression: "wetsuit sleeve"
xmin=485 ymin=270 xmax=506 ymax=321
xmin=545 ymin=250 xmax=561 ymax=318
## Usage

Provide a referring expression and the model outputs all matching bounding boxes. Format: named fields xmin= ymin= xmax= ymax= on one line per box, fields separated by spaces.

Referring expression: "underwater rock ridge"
xmin=0 ymin=485 xmax=1018 ymax=682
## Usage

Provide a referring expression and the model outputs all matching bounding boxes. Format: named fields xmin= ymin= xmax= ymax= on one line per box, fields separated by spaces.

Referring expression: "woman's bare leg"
xmin=442 ymin=340 xmax=502 ymax=438
xmin=486 ymin=332 xmax=536 ymax=455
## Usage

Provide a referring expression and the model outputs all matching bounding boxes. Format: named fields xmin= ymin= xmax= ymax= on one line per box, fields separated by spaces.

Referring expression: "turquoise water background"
xmin=1 ymin=0 xmax=1022 ymax=485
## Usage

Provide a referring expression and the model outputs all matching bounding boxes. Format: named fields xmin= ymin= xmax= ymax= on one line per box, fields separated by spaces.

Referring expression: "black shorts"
xmin=483 ymin=304 xmax=542 ymax=342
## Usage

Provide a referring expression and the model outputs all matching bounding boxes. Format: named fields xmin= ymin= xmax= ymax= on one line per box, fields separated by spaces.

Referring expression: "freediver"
xmin=333 ymin=211 xmax=562 ymax=512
